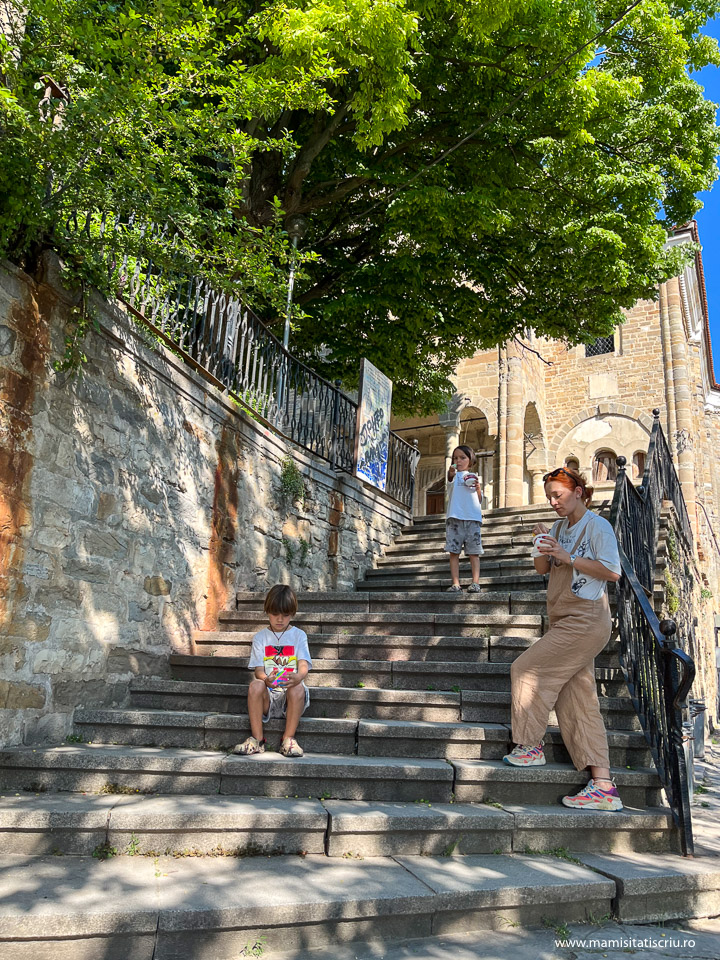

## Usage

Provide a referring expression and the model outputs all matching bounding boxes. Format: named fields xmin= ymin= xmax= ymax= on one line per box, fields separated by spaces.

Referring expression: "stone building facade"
xmin=0 ymin=255 xmax=409 ymax=747
xmin=394 ymin=223 xmax=720 ymax=709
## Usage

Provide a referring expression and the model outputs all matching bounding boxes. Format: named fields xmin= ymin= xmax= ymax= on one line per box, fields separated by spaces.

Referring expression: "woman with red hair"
xmin=503 ymin=466 xmax=624 ymax=810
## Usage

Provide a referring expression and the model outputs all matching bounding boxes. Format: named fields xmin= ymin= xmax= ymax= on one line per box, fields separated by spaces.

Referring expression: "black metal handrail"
xmin=609 ymin=411 xmax=696 ymax=855
xmin=59 ymin=210 xmax=419 ymax=507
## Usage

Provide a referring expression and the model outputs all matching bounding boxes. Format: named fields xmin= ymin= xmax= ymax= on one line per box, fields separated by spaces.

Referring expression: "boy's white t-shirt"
xmin=248 ymin=626 xmax=313 ymax=672
xmin=446 ymin=472 xmax=483 ymax=522
xmin=549 ymin=512 xmax=621 ymax=601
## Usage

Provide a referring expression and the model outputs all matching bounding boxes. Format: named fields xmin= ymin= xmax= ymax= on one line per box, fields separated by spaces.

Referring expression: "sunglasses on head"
xmin=543 ymin=467 xmax=583 ymax=485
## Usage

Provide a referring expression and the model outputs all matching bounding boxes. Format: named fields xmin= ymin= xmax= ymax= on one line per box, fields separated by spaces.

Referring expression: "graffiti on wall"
xmin=354 ymin=358 xmax=392 ymax=492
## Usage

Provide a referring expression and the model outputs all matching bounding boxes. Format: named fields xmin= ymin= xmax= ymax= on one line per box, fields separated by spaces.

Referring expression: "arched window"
xmin=593 ymin=449 xmax=618 ymax=482
xmin=565 ymin=456 xmax=580 ymax=472
xmin=632 ymin=451 xmax=646 ymax=479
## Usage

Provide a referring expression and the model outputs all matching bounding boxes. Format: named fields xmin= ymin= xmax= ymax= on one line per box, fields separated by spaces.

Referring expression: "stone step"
xmin=575 ymin=852 xmax=720 ymax=922
xmin=169 ymin=655 xmax=628 ymax=698
xmin=130 ymin=678 xmax=464 ymax=721
xmin=0 ymin=794 xmax=677 ymax=859
xmin=192 ymin=632 xmax=547 ymax=662
xmin=233 ymin=591 xmax=547 ymax=616
xmin=451 ymin=760 xmax=662 ymax=809
xmin=74 ymin=708 xmax=358 ymax=754
xmin=356 ymin=575 xmax=547 ymax=593
xmin=0 ymin=744 xmax=660 ymax=807
xmin=130 ymin=678 xmax=637 ymax=729
xmin=461 ymin=689 xmax=641 ymax=731
xmin=0 ymin=852 xmax=618 ymax=958
xmin=0 ymin=793 xmax=327 ymax=857
xmin=218 ymin=609 xmax=543 ymax=638
xmin=368 ymin=558 xmax=540 ymax=576
xmin=74 ymin=707 xmax=650 ymax=768
xmin=383 ymin=541 xmax=532 ymax=558
xmin=0 ymin=744 xmax=454 ymax=803
xmin=324 ymin=800 xmax=679 ymax=857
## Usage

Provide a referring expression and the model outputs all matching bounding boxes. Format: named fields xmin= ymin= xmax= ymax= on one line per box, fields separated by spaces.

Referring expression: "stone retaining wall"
xmin=0 ymin=255 xmax=409 ymax=746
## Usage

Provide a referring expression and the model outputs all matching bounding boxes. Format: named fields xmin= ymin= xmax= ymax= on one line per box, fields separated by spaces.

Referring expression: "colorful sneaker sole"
xmin=561 ymin=793 xmax=623 ymax=811
xmin=502 ymin=753 xmax=546 ymax=766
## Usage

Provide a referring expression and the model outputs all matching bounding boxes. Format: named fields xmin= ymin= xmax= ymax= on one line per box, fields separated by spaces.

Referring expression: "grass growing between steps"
xmin=522 ymin=846 xmax=583 ymax=865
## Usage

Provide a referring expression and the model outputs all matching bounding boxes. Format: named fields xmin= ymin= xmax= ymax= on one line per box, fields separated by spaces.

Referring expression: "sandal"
xmin=279 ymin=737 xmax=304 ymax=758
xmin=232 ymin=736 xmax=266 ymax=756
xmin=446 ymin=584 xmax=462 ymax=593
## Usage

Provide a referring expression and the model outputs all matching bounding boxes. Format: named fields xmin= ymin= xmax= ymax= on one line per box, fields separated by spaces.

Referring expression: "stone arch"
xmin=550 ymin=404 xmax=654 ymax=460
xmin=464 ymin=395 xmax=497 ymax=438
xmin=550 ymin=408 xmax=652 ymax=497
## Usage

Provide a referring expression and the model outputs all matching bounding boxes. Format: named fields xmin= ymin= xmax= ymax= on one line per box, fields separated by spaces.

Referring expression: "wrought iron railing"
xmin=610 ymin=411 xmax=696 ymax=855
xmin=61 ymin=211 xmax=419 ymax=507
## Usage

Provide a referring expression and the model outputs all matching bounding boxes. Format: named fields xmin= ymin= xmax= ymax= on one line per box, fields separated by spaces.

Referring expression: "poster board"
xmin=354 ymin=358 xmax=392 ymax=492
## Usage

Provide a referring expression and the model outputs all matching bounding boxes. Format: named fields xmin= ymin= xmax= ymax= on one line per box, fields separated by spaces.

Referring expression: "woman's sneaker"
xmin=562 ymin=779 xmax=623 ymax=811
xmin=503 ymin=743 xmax=545 ymax=766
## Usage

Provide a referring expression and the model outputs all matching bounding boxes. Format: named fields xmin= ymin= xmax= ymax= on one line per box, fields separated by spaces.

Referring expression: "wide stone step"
xmin=0 ymin=744 xmax=453 ymax=802
xmin=0 ymin=852 xmax=618 ymax=958
xmin=195 ymin=633 xmax=620 ymax=669
xmin=192 ymin=632 xmax=552 ymax=662
xmin=461 ymin=690 xmax=641 ymax=731
xmin=367 ymin=558 xmax=540 ymax=576
xmin=74 ymin=708 xmax=358 ymax=754
xmin=376 ymin=550 xmax=533 ymax=568
xmin=356 ymin=575 xmax=547 ymax=593
xmin=74 ymin=706 xmax=650 ymax=768
xmin=324 ymin=800 xmax=678 ymax=857
xmin=0 ymin=793 xmax=328 ymax=857
xmin=169 ymin=655 xmax=629 ymax=698
xmin=451 ymin=760 xmax=662 ymax=809
xmin=0 ymin=744 xmax=660 ymax=807
xmin=130 ymin=678 xmax=463 ymax=721
xmin=382 ymin=542 xmax=533 ymax=559
xmin=575 ymin=852 xmax=720 ymax=922
xmin=233 ymin=591 xmax=547 ymax=616
xmin=0 ymin=793 xmax=677 ymax=860
xmin=219 ymin=609 xmax=543 ymax=638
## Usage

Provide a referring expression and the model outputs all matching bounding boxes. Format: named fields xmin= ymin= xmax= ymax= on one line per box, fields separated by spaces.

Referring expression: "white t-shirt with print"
xmin=550 ymin=512 xmax=621 ymax=601
xmin=446 ymin=472 xmax=483 ymax=522
xmin=247 ymin=626 xmax=313 ymax=673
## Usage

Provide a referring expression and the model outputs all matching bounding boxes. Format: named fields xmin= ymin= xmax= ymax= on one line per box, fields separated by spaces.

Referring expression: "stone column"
xmin=658 ymin=282 xmax=677 ymax=442
xmin=497 ymin=347 xmax=507 ymax=508
xmin=505 ymin=352 xmax=524 ymax=506
xmin=530 ymin=468 xmax=546 ymax=505
xmin=665 ymin=275 xmax=697 ymax=533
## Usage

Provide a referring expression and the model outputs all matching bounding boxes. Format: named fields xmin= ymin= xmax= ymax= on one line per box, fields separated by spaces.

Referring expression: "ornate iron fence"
xmin=61 ymin=211 xmax=419 ymax=507
xmin=610 ymin=411 xmax=696 ymax=855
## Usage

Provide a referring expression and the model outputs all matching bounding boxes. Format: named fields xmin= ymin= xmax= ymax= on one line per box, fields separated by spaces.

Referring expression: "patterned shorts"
xmin=444 ymin=519 xmax=484 ymax=556
xmin=262 ymin=682 xmax=310 ymax=722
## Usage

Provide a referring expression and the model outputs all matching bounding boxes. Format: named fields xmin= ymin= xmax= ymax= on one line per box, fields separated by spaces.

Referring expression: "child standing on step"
xmin=233 ymin=584 xmax=312 ymax=758
xmin=445 ymin=444 xmax=484 ymax=593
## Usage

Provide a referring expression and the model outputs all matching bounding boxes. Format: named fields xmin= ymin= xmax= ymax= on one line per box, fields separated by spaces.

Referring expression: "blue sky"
xmin=692 ymin=17 xmax=720 ymax=374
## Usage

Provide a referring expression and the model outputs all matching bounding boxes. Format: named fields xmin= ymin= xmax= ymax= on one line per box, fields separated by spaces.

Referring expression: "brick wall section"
xmin=0 ymin=256 xmax=409 ymax=747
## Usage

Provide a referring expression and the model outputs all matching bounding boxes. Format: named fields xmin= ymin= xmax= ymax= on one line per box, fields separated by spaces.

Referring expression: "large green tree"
xmin=2 ymin=1 xmax=719 ymax=411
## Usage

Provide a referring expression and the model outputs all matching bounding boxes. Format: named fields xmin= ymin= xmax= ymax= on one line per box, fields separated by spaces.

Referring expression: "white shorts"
xmin=262 ymin=682 xmax=310 ymax=722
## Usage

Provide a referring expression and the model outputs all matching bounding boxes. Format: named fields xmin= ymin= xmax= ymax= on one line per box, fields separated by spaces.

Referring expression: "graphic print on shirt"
xmin=264 ymin=645 xmax=297 ymax=686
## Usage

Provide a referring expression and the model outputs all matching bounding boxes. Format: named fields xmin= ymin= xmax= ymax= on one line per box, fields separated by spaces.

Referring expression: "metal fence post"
xmin=330 ymin=379 xmax=342 ymax=471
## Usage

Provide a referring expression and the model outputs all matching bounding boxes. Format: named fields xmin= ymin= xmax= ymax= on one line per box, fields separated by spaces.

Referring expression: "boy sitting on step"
xmin=233 ymin=584 xmax=312 ymax=758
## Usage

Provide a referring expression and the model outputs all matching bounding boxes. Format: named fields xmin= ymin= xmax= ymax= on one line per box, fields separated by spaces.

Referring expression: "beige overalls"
xmin=510 ymin=517 xmax=612 ymax=770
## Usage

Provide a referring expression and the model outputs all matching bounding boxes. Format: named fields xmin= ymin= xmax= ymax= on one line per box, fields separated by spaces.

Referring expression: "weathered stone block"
xmin=144 ymin=576 xmax=172 ymax=596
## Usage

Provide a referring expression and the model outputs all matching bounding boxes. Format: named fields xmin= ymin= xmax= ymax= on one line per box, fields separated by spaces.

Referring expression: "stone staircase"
xmin=1 ymin=506 xmax=718 ymax=959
